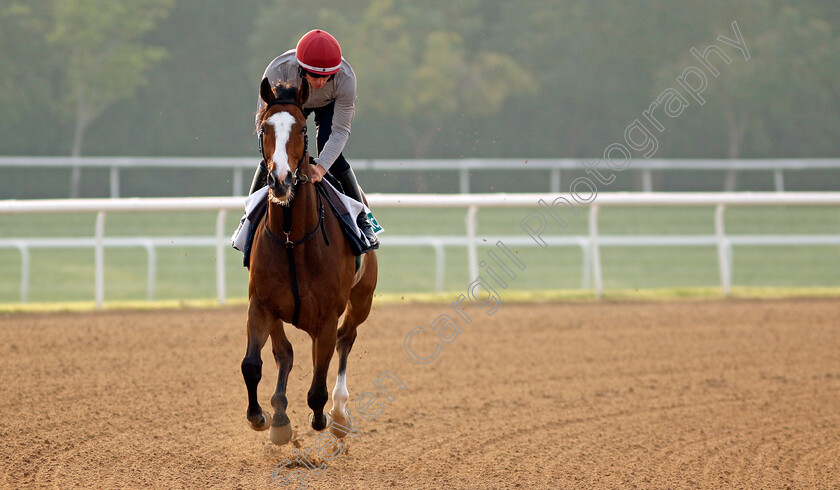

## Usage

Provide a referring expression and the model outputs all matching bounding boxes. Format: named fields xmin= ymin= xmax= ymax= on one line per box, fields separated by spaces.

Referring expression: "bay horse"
xmin=241 ymin=77 xmax=378 ymax=445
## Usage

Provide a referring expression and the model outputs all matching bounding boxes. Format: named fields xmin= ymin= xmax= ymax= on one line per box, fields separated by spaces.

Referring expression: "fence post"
xmin=95 ymin=211 xmax=106 ymax=308
xmin=642 ymin=169 xmax=653 ymax=192
xmin=715 ymin=204 xmax=731 ymax=296
xmin=578 ymin=239 xmax=591 ymax=290
xmin=724 ymin=169 xmax=737 ymax=191
xmin=233 ymin=168 xmax=244 ymax=196
xmin=773 ymin=169 xmax=785 ymax=192
xmin=465 ymin=205 xmax=479 ymax=282
xmin=216 ymin=209 xmax=228 ymax=305
xmin=16 ymin=241 xmax=30 ymax=303
xmin=110 ymin=167 xmax=120 ymax=198
xmin=589 ymin=205 xmax=603 ymax=297
xmin=550 ymin=168 xmax=561 ymax=193
xmin=142 ymin=240 xmax=156 ymax=301
xmin=459 ymin=168 xmax=470 ymax=194
xmin=69 ymin=161 xmax=82 ymax=198
xmin=431 ymin=239 xmax=445 ymax=293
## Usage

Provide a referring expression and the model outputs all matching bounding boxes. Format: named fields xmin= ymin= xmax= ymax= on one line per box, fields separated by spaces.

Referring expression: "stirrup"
xmin=356 ymin=213 xmax=379 ymax=253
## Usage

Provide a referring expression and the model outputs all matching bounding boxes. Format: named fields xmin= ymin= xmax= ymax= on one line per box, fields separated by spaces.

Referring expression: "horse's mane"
xmin=256 ymin=81 xmax=299 ymax=124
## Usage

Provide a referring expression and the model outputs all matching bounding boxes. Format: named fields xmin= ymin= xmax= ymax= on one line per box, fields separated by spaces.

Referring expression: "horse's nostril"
xmin=268 ymin=170 xmax=291 ymax=194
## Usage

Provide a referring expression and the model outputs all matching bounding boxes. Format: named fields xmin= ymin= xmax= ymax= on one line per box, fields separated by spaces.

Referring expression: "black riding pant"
xmin=303 ymin=101 xmax=351 ymax=176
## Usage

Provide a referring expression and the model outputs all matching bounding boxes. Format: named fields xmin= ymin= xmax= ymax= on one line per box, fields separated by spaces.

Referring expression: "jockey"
xmin=251 ymin=29 xmax=379 ymax=253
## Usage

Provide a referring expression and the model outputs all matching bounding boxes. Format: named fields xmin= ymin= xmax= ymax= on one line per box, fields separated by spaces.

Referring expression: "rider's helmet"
xmin=295 ymin=30 xmax=342 ymax=76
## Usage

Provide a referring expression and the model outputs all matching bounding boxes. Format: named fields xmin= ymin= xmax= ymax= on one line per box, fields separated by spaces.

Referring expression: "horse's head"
xmin=257 ymin=77 xmax=310 ymax=205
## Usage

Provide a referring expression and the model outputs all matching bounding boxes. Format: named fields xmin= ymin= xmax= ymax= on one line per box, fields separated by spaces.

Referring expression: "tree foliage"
xmin=1 ymin=0 xmax=839 ymax=162
xmin=48 ymin=0 xmax=174 ymax=156
xmin=0 ymin=1 xmax=61 ymax=153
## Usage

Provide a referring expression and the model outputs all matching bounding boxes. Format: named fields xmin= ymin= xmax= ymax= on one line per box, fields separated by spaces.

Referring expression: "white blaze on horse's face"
xmin=266 ymin=111 xmax=298 ymax=204
xmin=267 ymin=111 xmax=297 ymax=177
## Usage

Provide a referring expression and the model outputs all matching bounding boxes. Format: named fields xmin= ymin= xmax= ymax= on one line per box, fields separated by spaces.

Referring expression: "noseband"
xmin=258 ymin=99 xmax=310 ymax=187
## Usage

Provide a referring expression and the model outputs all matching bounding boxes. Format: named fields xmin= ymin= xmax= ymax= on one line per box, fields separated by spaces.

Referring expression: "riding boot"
xmin=232 ymin=162 xmax=269 ymax=252
xmin=334 ymin=167 xmax=380 ymax=253
xmin=248 ymin=161 xmax=269 ymax=195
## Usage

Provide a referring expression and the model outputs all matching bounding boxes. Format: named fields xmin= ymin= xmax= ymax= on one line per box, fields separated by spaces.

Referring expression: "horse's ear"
xmin=297 ymin=78 xmax=309 ymax=106
xmin=260 ymin=77 xmax=275 ymax=104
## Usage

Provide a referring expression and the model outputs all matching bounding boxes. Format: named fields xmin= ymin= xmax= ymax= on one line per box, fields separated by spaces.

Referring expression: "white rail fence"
xmin=2 ymin=157 xmax=839 ymax=196
xmin=1 ymin=192 xmax=839 ymax=307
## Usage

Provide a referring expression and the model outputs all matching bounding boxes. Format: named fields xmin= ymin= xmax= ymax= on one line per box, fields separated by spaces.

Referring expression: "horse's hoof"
xmin=248 ymin=410 xmax=272 ymax=431
xmin=270 ymin=424 xmax=293 ymax=445
xmin=309 ymin=412 xmax=332 ymax=432
xmin=329 ymin=409 xmax=350 ymax=439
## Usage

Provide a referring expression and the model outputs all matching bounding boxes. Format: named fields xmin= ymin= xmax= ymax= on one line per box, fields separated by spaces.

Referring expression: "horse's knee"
xmin=241 ymin=358 xmax=262 ymax=384
xmin=272 ymin=341 xmax=293 ymax=364
xmin=337 ymin=334 xmax=357 ymax=354
xmin=273 ymin=355 xmax=293 ymax=373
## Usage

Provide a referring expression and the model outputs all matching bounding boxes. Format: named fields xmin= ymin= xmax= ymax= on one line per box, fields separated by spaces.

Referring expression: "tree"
xmin=738 ymin=6 xmax=840 ymax=158
xmin=3 ymin=0 xmax=839 ymax=165
xmin=654 ymin=2 xmax=840 ymax=162
xmin=0 ymin=1 xmax=62 ymax=155
xmin=46 ymin=0 xmax=173 ymax=195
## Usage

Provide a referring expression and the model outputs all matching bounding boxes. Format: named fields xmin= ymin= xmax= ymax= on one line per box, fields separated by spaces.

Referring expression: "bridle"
xmin=258 ymin=99 xmax=310 ymax=187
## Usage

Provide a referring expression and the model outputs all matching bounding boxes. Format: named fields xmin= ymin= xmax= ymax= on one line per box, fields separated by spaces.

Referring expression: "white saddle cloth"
xmin=230 ymin=183 xmax=382 ymax=253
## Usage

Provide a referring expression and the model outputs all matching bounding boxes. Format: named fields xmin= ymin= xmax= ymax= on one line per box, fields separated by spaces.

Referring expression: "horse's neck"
xmin=266 ymin=184 xmax=317 ymax=236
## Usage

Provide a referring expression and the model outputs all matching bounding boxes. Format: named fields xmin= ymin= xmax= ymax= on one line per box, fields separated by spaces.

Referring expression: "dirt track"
xmin=1 ymin=299 xmax=839 ymax=489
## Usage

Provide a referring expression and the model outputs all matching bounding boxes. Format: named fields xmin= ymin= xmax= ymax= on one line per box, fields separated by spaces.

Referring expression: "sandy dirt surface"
xmin=1 ymin=298 xmax=839 ymax=489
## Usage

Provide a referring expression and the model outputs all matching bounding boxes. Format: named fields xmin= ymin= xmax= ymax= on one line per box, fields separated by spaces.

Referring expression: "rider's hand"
xmin=309 ymin=158 xmax=327 ymax=182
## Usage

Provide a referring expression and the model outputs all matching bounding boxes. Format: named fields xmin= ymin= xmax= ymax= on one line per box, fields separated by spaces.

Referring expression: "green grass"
xmin=1 ymin=205 xmax=839 ymax=305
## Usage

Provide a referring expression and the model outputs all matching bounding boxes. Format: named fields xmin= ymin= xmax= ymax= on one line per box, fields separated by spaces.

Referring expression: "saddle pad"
xmin=231 ymin=186 xmax=269 ymax=253
xmin=234 ymin=182 xmax=383 ymax=266
xmin=316 ymin=181 xmax=372 ymax=256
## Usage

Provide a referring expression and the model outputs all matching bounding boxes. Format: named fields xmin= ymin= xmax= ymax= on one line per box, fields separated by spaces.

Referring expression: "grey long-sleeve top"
xmin=257 ymin=49 xmax=357 ymax=171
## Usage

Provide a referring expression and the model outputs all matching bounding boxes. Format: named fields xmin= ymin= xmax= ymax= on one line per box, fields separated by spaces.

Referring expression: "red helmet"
xmin=295 ymin=30 xmax=342 ymax=75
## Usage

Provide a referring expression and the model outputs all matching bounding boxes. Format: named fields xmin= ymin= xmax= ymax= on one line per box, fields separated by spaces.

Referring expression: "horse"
xmin=241 ymin=77 xmax=378 ymax=445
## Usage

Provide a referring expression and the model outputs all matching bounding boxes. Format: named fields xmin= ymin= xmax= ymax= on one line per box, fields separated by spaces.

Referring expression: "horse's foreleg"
xmin=329 ymin=308 xmax=363 ymax=438
xmin=329 ymin=325 xmax=357 ymax=438
xmin=330 ymin=258 xmax=376 ymax=438
xmin=269 ymin=322 xmax=294 ymax=445
xmin=242 ymin=304 xmax=272 ymax=431
xmin=308 ymin=325 xmax=337 ymax=431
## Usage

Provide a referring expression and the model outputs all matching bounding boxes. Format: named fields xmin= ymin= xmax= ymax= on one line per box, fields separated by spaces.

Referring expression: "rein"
xmin=266 ymin=97 xmax=304 ymax=113
xmin=263 ymin=187 xmax=330 ymax=326
xmin=258 ymin=98 xmax=331 ymax=326
xmin=262 ymin=168 xmax=330 ymax=327
xmin=262 ymin=182 xmax=328 ymax=250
